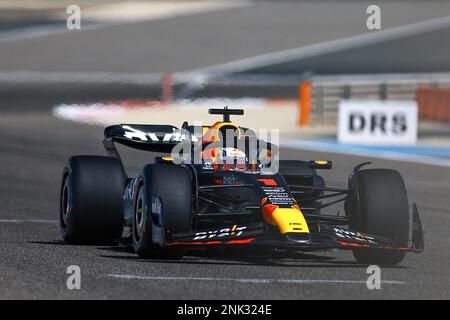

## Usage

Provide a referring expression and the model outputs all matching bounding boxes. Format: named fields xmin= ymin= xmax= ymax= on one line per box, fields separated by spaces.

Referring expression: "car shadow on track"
xmin=29 ymin=240 xmax=66 ymax=245
xmin=95 ymin=245 xmax=408 ymax=269
xmin=29 ymin=240 xmax=408 ymax=269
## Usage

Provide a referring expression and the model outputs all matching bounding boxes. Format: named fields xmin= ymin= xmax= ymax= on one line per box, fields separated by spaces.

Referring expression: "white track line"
xmin=107 ymin=274 xmax=407 ymax=285
xmin=196 ymin=15 xmax=450 ymax=74
xmin=0 ymin=219 xmax=58 ymax=223
xmin=0 ymin=1 xmax=251 ymax=43
xmin=3 ymin=15 xmax=450 ymax=85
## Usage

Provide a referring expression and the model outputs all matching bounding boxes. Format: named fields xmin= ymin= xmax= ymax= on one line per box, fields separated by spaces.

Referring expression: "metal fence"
xmin=310 ymin=74 xmax=450 ymax=124
xmin=175 ymin=72 xmax=450 ymax=125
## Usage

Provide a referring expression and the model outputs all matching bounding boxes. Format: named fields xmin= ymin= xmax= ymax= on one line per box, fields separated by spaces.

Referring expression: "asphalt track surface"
xmin=0 ymin=107 xmax=449 ymax=300
xmin=2 ymin=1 xmax=450 ymax=73
xmin=236 ymin=21 xmax=450 ymax=75
xmin=1 ymin=0 xmax=450 ymax=300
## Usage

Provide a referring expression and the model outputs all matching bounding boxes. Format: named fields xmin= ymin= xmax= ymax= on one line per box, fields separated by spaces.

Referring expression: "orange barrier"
xmin=417 ymin=86 xmax=450 ymax=122
xmin=161 ymin=73 xmax=173 ymax=104
xmin=298 ymin=80 xmax=312 ymax=126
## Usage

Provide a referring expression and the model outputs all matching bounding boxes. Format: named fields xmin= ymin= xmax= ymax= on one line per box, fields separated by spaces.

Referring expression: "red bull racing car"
xmin=59 ymin=107 xmax=423 ymax=265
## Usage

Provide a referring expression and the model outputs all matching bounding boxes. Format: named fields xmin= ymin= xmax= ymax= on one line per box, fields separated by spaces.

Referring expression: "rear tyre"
xmin=60 ymin=156 xmax=126 ymax=245
xmin=132 ymin=164 xmax=193 ymax=259
xmin=347 ymin=169 xmax=409 ymax=265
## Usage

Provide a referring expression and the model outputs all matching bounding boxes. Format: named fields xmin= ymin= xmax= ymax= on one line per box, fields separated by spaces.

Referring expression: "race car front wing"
xmin=162 ymin=203 xmax=424 ymax=253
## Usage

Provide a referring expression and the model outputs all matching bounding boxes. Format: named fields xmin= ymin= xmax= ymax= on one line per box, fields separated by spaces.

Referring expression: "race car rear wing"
xmin=104 ymin=123 xmax=276 ymax=158
xmin=103 ymin=124 xmax=189 ymax=153
xmin=103 ymin=124 xmax=191 ymax=176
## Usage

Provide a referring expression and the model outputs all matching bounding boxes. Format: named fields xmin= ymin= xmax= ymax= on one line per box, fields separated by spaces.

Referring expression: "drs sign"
xmin=338 ymin=100 xmax=418 ymax=145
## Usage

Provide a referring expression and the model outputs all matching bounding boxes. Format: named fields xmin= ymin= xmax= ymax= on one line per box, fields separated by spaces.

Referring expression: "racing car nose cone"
xmin=284 ymin=232 xmax=311 ymax=244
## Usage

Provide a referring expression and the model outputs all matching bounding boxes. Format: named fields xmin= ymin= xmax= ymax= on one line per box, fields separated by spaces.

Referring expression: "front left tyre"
xmin=60 ymin=156 xmax=126 ymax=244
xmin=346 ymin=169 xmax=410 ymax=265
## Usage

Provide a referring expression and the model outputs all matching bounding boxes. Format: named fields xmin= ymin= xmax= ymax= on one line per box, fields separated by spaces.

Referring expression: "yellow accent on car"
xmin=270 ymin=208 xmax=310 ymax=234
xmin=315 ymin=160 xmax=329 ymax=165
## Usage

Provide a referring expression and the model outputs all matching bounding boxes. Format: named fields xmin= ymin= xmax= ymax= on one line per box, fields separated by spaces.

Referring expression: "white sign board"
xmin=338 ymin=100 xmax=418 ymax=145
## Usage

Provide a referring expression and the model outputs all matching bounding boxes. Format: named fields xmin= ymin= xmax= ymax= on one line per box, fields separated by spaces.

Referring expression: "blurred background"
xmin=1 ymin=0 xmax=450 ymax=299
xmin=2 ymin=0 xmax=450 ymax=150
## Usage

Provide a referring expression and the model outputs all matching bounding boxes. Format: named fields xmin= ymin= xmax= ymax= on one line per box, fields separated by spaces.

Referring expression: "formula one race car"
xmin=59 ymin=107 xmax=423 ymax=265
